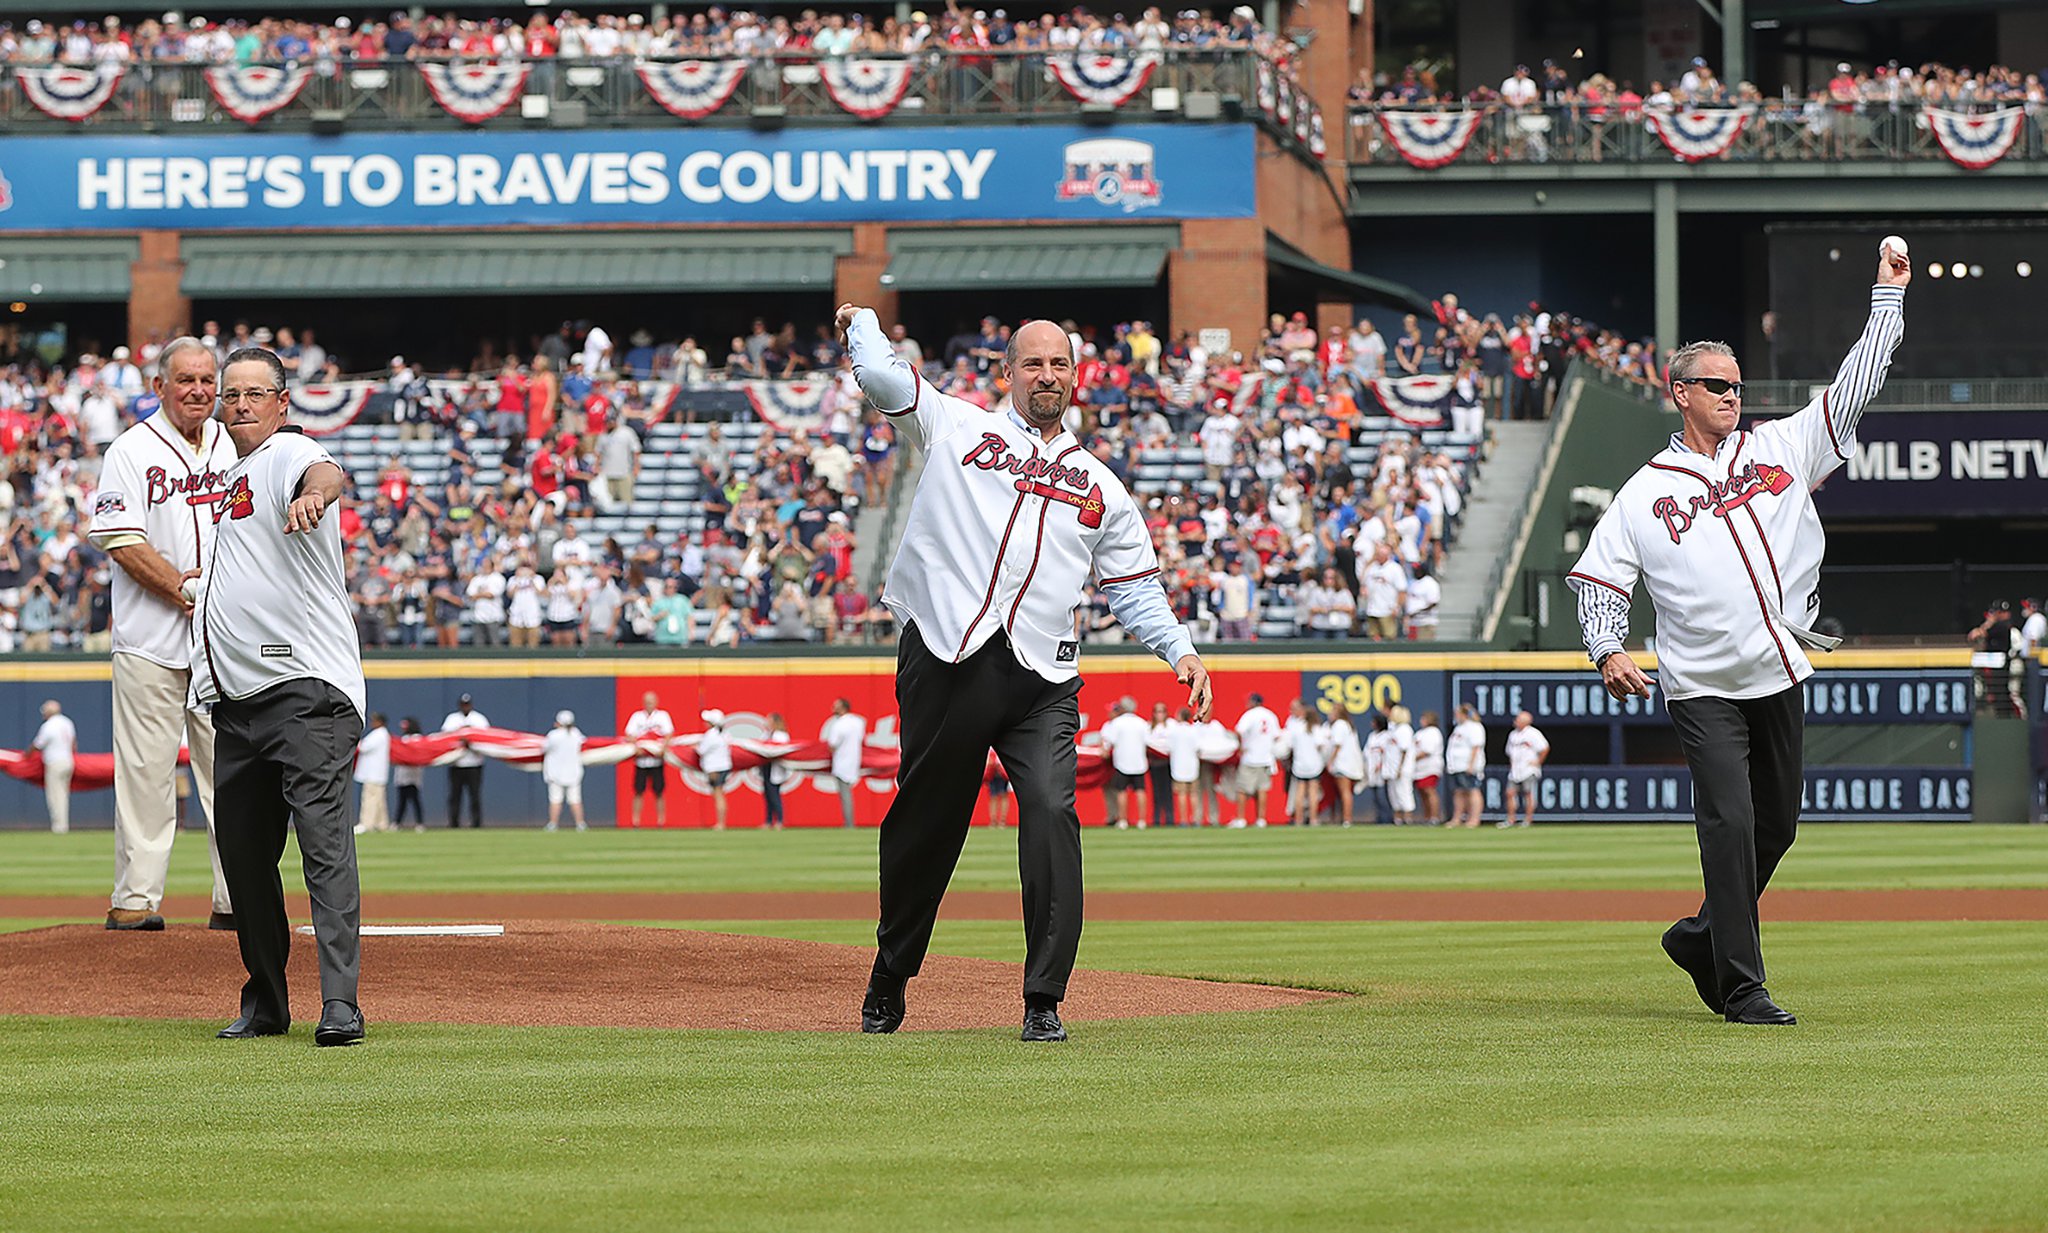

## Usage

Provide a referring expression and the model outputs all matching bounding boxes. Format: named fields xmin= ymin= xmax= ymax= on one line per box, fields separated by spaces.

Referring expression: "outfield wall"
xmin=0 ymin=646 xmax=2006 ymax=829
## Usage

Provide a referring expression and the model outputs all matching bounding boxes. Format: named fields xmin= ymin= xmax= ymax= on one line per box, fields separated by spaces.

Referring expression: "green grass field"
xmin=3 ymin=825 xmax=2046 ymax=1232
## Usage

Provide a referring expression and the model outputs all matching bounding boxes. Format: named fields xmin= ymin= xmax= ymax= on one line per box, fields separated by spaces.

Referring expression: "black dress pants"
xmin=211 ymin=679 xmax=364 ymax=1028
xmin=876 ymin=623 xmax=1084 ymax=1001
xmin=447 ymin=765 xmax=483 ymax=828
xmin=1665 ymin=686 xmax=1803 ymax=1013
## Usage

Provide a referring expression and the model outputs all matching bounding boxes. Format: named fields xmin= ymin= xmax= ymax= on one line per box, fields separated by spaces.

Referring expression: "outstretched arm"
xmin=1795 ymin=247 xmax=1910 ymax=480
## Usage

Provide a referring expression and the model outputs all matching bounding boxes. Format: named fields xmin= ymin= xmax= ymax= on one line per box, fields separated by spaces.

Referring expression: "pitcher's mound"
xmin=0 ymin=922 xmax=1339 ymax=1031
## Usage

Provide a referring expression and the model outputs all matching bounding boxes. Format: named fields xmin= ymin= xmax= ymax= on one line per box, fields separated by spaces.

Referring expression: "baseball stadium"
xmin=3 ymin=0 xmax=2047 ymax=1228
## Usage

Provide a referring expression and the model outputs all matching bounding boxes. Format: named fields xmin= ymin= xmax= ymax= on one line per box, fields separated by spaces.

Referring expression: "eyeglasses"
xmin=1672 ymin=377 xmax=1744 ymax=399
xmin=218 ymin=388 xmax=282 ymax=405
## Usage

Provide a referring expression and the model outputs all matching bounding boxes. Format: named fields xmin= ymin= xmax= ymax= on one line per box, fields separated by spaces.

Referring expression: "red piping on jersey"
xmin=1098 ymin=568 xmax=1160 ymax=586
xmin=1725 ymin=434 xmax=1785 ymax=602
xmin=956 ymin=487 xmax=1030 ymax=659
xmin=1567 ymin=571 xmax=1630 ymax=600
xmin=1820 ymin=387 xmax=1848 ymax=460
xmin=1646 ymin=459 xmax=1796 ymax=684
xmin=1004 ymin=442 xmax=1087 ymax=633
xmin=876 ymin=370 xmax=925 ymax=419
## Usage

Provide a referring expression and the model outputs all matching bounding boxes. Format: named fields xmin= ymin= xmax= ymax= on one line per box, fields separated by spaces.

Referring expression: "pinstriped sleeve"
xmin=1772 ymin=284 xmax=1906 ymax=484
xmin=1568 ymin=497 xmax=1642 ymax=665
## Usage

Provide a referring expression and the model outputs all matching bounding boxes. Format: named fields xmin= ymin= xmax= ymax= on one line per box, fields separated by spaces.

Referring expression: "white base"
xmin=293 ymin=923 xmax=504 ymax=937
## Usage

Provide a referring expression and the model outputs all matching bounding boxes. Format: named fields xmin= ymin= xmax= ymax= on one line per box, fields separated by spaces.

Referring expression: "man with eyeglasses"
xmin=1567 ymin=241 xmax=1910 ymax=1026
xmin=191 ymin=347 xmax=367 ymax=1047
xmin=83 ymin=335 xmax=238 ymax=933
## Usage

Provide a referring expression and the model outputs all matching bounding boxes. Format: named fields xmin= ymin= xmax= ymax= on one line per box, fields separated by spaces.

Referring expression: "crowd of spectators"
xmin=0 ymin=277 xmax=1680 ymax=654
xmin=1353 ymin=55 xmax=2047 ymax=115
xmin=0 ymin=3 xmax=1285 ymax=65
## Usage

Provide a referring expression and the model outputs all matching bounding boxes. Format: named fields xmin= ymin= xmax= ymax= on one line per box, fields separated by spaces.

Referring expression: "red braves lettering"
xmin=959 ymin=432 xmax=1092 ymax=492
xmin=146 ymin=465 xmax=232 ymax=507
xmin=1652 ymin=460 xmax=1795 ymax=544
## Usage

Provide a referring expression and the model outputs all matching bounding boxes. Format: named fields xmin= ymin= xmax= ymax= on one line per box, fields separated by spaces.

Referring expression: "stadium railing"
xmin=0 ymin=48 xmax=1268 ymax=133
xmin=1345 ymin=101 xmax=2048 ymax=167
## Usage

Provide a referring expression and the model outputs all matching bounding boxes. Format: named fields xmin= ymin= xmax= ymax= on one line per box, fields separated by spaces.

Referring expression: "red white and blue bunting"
xmin=204 ymin=64 xmax=313 ymax=124
xmin=737 ymin=379 xmax=831 ymax=434
xmin=1368 ymin=375 xmax=1477 ymax=430
xmin=1307 ymin=105 xmax=1327 ymax=160
xmin=1293 ymin=95 xmax=1314 ymax=146
xmin=1255 ymin=58 xmax=1277 ymax=119
xmin=1924 ymin=106 xmax=2026 ymax=171
xmin=820 ymin=57 xmax=917 ymax=120
xmin=636 ymin=58 xmax=749 ymax=120
xmin=16 ymin=65 xmax=124 ymax=122
xmin=1048 ymin=51 xmax=1159 ymax=108
xmin=1645 ymin=105 xmax=1752 ymax=163
xmin=418 ymin=61 xmax=530 ymax=124
xmin=1275 ymin=76 xmax=1295 ymax=125
xmin=1377 ymin=109 xmax=1485 ymax=170
xmin=289 ymin=382 xmax=376 ymax=436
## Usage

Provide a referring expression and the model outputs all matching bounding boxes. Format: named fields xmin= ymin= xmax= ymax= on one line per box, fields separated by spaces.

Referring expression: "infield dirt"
xmin=0 ymin=921 xmax=1341 ymax=1031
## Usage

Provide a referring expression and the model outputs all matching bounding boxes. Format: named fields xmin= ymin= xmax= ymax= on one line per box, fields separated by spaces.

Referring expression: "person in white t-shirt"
xmin=622 ymin=692 xmax=674 ymax=828
xmin=697 ymin=708 xmax=734 ymax=831
xmin=1282 ymin=699 xmax=1329 ymax=826
xmin=1444 ymin=704 xmax=1488 ymax=828
xmin=1195 ymin=715 xmax=1231 ymax=826
xmin=1412 ymin=710 xmax=1446 ymax=825
xmin=1361 ymin=543 xmax=1408 ymax=641
xmin=1406 ymin=563 xmax=1442 ymax=640
xmin=32 ymin=699 xmax=77 ymax=834
xmin=542 ymin=710 xmax=588 ymax=832
xmin=1363 ymin=712 xmax=1394 ymax=825
xmin=821 ymin=698 xmax=866 ymax=829
xmin=1503 ymin=711 xmax=1550 ymax=828
xmin=1386 ymin=705 xmax=1418 ymax=825
xmin=465 ymin=560 xmax=508 ymax=646
xmin=1231 ymin=693 xmax=1282 ymax=827
xmin=761 ymin=712 xmax=792 ymax=830
xmin=1163 ymin=706 xmax=1206 ymax=830
xmin=1097 ymin=697 xmax=1152 ymax=829
xmin=1198 ymin=403 xmax=1242 ymax=481
xmin=352 ymin=713 xmax=392 ymax=835
xmin=1322 ymin=704 xmax=1366 ymax=827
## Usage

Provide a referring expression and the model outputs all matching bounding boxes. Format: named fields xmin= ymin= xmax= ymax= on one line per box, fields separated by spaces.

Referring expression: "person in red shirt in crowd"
xmin=524 ymin=354 xmax=559 ymax=458
xmin=1317 ymin=328 xmax=1346 ymax=377
xmin=0 ymin=406 xmax=30 ymax=456
xmin=530 ymin=436 xmax=567 ymax=509
xmin=815 ymin=511 xmax=856 ymax=578
xmin=376 ymin=455 xmax=413 ymax=507
xmin=581 ymin=381 xmax=611 ymax=440
xmin=493 ymin=356 xmax=526 ymax=445
xmin=1508 ymin=318 xmax=1541 ymax=420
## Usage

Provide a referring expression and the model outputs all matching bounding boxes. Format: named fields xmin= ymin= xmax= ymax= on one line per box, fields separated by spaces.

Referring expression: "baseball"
xmin=181 ymin=577 xmax=201 ymax=605
xmin=1881 ymin=235 xmax=1909 ymax=259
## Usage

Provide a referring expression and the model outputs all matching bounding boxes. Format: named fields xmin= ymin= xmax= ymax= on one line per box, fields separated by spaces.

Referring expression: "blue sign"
xmin=1453 ymin=670 xmax=1973 ymax=726
xmin=0 ymin=123 xmax=1254 ymax=229
xmin=1476 ymin=766 xmax=1970 ymax=821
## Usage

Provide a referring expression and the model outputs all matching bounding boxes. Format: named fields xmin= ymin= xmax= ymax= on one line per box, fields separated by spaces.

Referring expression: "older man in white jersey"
xmin=1570 ymin=244 xmax=1909 ymax=1025
xmin=85 ymin=336 xmax=237 ymax=931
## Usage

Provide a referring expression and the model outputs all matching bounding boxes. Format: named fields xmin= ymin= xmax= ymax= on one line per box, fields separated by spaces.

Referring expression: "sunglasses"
xmin=1673 ymin=376 xmax=1744 ymax=399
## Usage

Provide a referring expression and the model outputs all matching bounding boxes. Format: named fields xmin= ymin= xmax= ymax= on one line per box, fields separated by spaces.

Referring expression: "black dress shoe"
xmin=208 ymin=912 xmax=237 ymax=932
xmin=1724 ymin=994 xmax=1797 ymax=1025
xmin=860 ymin=975 xmax=905 ymax=1034
xmin=1660 ymin=926 xmax=1722 ymax=1014
xmin=314 ymin=1000 xmax=365 ymax=1047
xmin=216 ymin=1015 xmax=288 ymax=1039
xmin=1021 ymin=1000 xmax=1068 ymax=1043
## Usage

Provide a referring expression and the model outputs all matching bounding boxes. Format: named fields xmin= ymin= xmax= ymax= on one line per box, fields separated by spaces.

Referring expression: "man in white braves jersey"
xmin=838 ymin=303 xmax=1212 ymax=1043
xmin=1569 ymin=245 xmax=1910 ymax=1026
xmin=192 ymin=346 xmax=366 ymax=1047
xmin=84 ymin=336 xmax=237 ymax=932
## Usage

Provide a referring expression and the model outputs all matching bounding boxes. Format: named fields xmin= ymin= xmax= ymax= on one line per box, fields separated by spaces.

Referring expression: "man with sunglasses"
xmin=1568 ymin=242 xmax=1911 ymax=1025
xmin=192 ymin=347 xmax=366 ymax=1047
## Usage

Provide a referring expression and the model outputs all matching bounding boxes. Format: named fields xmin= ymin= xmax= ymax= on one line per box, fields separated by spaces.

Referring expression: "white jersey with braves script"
xmin=1570 ymin=284 xmax=1905 ymax=701
xmin=191 ymin=427 xmax=366 ymax=724
xmin=86 ymin=415 xmax=238 ymax=670
xmin=846 ymin=310 xmax=1193 ymax=684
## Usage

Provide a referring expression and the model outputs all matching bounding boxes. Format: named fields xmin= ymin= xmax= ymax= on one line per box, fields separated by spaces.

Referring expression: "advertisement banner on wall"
xmin=1477 ymin=766 xmax=1971 ymax=821
xmin=0 ymin=122 xmax=1255 ymax=230
xmin=1773 ymin=410 xmax=2048 ymax=518
xmin=1453 ymin=670 xmax=1973 ymax=726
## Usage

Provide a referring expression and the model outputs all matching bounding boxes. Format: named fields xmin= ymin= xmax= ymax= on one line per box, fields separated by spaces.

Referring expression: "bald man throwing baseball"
xmin=839 ymin=304 xmax=1211 ymax=1043
xmin=1569 ymin=241 xmax=1910 ymax=1025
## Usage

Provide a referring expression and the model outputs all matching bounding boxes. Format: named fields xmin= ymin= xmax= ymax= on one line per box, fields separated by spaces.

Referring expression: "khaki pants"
xmin=605 ymin=473 xmax=635 ymax=506
xmin=110 ymin=652 xmax=232 ymax=913
xmin=45 ymin=759 xmax=72 ymax=833
xmin=1367 ymin=613 xmax=1400 ymax=640
xmin=357 ymin=780 xmax=391 ymax=832
xmin=509 ymin=624 xmax=542 ymax=647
